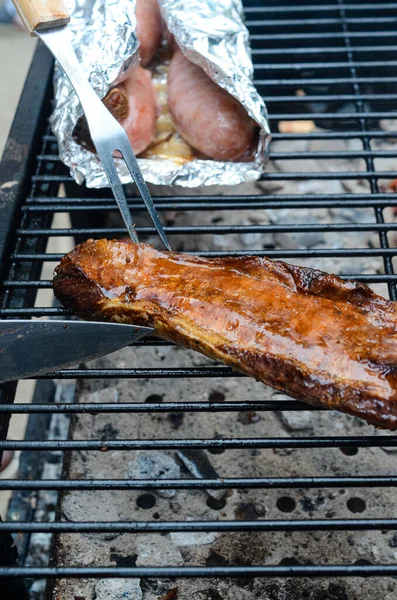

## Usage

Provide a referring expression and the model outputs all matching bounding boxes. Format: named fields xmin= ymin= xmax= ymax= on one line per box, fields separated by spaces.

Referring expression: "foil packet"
xmin=51 ymin=0 xmax=271 ymax=188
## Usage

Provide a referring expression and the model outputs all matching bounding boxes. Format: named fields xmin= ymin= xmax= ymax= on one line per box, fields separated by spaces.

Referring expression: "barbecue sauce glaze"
xmin=53 ymin=239 xmax=397 ymax=430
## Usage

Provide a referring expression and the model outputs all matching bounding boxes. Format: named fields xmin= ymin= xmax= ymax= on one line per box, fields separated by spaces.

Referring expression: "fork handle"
xmin=12 ymin=0 xmax=70 ymax=33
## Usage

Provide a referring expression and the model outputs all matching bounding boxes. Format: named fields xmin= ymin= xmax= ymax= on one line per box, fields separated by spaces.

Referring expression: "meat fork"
xmin=12 ymin=0 xmax=171 ymax=250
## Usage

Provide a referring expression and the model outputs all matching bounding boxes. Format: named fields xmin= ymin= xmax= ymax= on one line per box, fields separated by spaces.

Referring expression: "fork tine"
xmin=117 ymin=136 xmax=171 ymax=251
xmin=95 ymin=144 xmax=139 ymax=243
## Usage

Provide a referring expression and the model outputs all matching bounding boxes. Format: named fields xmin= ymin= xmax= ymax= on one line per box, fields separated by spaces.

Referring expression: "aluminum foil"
xmin=51 ymin=0 xmax=271 ymax=188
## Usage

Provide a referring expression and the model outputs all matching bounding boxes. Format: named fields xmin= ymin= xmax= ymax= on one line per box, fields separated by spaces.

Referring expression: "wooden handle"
xmin=12 ymin=0 xmax=70 ymax=33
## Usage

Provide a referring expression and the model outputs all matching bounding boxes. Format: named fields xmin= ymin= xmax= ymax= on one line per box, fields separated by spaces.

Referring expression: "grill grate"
xmin=1 ymin=0 xmax=397 ymax=597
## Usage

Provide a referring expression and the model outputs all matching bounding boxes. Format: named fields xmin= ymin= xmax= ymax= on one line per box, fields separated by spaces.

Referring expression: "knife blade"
xmin=0 ymin=320 xmax=153 ymax=383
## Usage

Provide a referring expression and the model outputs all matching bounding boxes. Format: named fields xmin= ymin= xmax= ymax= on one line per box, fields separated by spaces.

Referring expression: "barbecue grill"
xmin=2 ymin=0 xmax=397 ymax=598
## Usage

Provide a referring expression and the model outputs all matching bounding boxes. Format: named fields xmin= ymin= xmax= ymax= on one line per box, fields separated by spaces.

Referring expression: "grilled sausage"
xmin=136 ymin=0 xmax=163 ymax=67
xmin=103 ymin=66 xmax=157 ymax=155
xmin=54 ymin=239 xmax=397 ymax=431
xmin=167 ymin=50 xmax=257 ymax=161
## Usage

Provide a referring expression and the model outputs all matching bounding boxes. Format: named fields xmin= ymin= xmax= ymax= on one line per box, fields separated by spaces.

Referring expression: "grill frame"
xmin=2 ymin=0 xmax=397 ymax=595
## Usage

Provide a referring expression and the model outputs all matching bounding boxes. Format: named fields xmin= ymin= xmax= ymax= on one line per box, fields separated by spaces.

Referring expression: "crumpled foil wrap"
xmin=51 ymin=0 xmax=271 ymax=188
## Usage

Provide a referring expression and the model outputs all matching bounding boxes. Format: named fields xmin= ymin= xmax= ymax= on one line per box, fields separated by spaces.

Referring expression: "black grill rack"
xmin=1 ymin=0 xmax=397 ymax=596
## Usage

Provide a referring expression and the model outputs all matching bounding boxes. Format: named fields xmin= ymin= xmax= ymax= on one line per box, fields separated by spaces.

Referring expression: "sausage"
xmin=136 ymin=0 xmax=163 ymax=67
xmin=103 ymin=66 xmax=157 ymax=155
xmin=167 ymin=50 xmax=257 ymax=161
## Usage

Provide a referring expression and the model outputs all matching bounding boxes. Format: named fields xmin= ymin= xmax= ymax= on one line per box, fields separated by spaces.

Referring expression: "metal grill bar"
xmin=0 ymin=401 xmax=325 ymax=413
xmin=1 ymin=519 xmax=397 ymax=533
xmin=8 ymin=250 xmax=397 ymax=260
xmin=271 ymin=132 xmax=397 ymax=139
xmin=246 ymin=17 xmax=397 ymax=26
xmin=245 ymin=3 xmax=397 ymax=12
xmin=2 ymin=565 xmax=397 ymax=578
xmin=249 ymin=31 xmax=397 ymax=40
xmin=256 ymin=65 xmax=397 ymax=71
xmin=42 ymin=130 xmax=397 ymax=142
xmin=15 ymin=223 xmax=397 ymax=236
xmin=1 ymin=436 xmax=395 ymax=451
xmin=15 ymin=201 xmax=396 ymax=213
xmin=21 ymin=193 xmax=397 ymax=207
xmin=27 ymin=171 xmax=397 ymax=184
xmin=1 ymin=476 xmax=397 ymax=490
xmin=32 ymin=151 xmax=397 ymax=163
xmin=253 ymin=49 xmax=397 ymax=56
xmin=265 ymin=93 xmax=397 ymax=100
xmin=6 ymin=363 xmax=397 ymax=377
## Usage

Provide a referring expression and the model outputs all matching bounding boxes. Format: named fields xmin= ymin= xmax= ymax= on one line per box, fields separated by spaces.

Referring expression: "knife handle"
xmin=11 ymin=0 xmax=70 ymax=34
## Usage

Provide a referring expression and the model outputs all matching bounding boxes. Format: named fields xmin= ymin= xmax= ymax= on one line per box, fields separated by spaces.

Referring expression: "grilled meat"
xmin=53 ymin=239 xmax=397 ymax=430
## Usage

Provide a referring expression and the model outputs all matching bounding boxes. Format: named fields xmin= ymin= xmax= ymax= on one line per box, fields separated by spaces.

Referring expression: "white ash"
xmin=170 ymin=531 xmax=218 ymax=547
xmin=329 ymin=207 xmax=376 ymax=224
xmin=296 ymin=178 xmax=345 ymax=196
xmin=135 ymin=534 xmax=183 ymax=566
xmin=381 ymin=446 xmax=397 ymax=453
xmin=62 ymin=490 xmax=120 ymax=541
xmin=176 ymin=449 xmax=228 ymax=501
xmin=276 ymin=409 xmax=314 ymax=432
xmin=80 ymin=387 xmax=120 ymax=404
xmin=240 ymin=231 xmax=263 ymax=248
xmin=273 ymin=214 xmax=326 ymax=250
xmin=127 ymin=451 xmax=180 ymax=498
xmin=95 ymin=578 xmax=142 ymax=600
xmin=30 ymin=579 xmax=46 ymax=598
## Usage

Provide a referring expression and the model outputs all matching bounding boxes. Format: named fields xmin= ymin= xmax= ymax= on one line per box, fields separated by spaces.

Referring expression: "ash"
xmin=49 ymin=133 xmax=397 ymax=599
